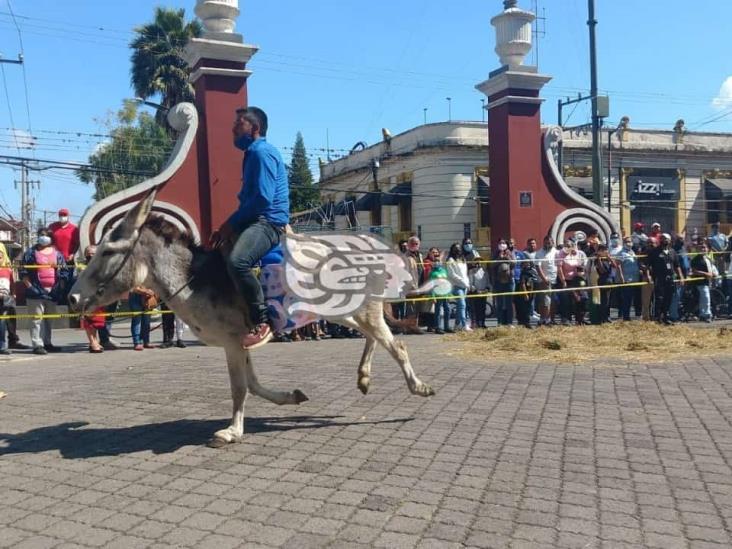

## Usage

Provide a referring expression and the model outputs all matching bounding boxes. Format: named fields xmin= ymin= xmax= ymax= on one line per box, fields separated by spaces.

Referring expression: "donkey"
xmin=69 ymin=191 xmax=435 ymax=447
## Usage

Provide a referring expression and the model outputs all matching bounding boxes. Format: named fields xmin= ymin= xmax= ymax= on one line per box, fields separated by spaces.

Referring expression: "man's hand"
xmin=209 ymin=222 xmax=234 ymax=249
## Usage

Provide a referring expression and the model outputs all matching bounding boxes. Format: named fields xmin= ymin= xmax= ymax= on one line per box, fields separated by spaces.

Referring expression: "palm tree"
xmin=130 ymin=7 xmax=202 ymax=127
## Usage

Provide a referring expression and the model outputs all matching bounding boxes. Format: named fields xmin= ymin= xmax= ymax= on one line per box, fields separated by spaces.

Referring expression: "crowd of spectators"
xmin=2 ymin=208 xmax=731 ymax=354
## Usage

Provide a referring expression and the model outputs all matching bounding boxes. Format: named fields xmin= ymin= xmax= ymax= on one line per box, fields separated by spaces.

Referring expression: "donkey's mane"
xmin=143 ymin=215 xmax=197 ymax=248
xmin=142 ymin=215 xmax=234 ymax=297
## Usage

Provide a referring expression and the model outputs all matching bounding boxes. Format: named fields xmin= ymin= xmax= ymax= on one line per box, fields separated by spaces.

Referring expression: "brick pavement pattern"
xmin=1 ymin=330 xmax=732 ymax=548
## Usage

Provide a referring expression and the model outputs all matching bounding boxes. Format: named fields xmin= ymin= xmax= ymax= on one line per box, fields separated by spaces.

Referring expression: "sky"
xmin=1 ymin=0 xmax=731 ymax=224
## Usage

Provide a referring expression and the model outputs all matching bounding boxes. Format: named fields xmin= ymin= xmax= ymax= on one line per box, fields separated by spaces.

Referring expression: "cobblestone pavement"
xmin=2 ymin=329 xmax=732 ymax=548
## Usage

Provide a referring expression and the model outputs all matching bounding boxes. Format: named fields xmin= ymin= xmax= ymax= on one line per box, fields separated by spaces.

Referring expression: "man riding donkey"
xmin=209 ymin=106 xmax=289 ymax=350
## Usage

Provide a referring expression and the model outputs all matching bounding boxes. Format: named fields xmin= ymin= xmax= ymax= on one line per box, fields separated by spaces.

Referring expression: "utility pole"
xmin=446 ymin=97 xmax=452 ymax=121
xmin=481 ymin=98 xmax=486 ymax=122
xmin=588 ymin=0 xmax=602 ymax=207
xmin=557 ymin=93 xmax=592 ymax=177
xmin=423 ymin=108 xmax=428 ymax=125
xmin=14 ymin=163 xmax=40 ymax=249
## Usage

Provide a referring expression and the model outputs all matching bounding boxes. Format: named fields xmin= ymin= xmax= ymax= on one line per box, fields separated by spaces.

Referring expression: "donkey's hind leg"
xmin=336 ymin=316 xmax=375 ymax=395
xmin=243 ymin=352 xmax=309 ymax=405
xmin=352 ymin=302 xmax=435 ymax=397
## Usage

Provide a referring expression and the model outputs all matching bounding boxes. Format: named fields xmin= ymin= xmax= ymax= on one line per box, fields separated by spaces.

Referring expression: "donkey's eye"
xmin=96 ymin=287 xmax=105 ymax=296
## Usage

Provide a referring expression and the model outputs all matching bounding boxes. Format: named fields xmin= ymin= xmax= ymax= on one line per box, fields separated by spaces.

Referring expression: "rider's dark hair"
xmin=236 ymin=106 xmax=268 ymax=137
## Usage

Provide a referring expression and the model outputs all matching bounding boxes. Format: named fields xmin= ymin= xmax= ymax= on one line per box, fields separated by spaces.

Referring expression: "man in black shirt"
xmin=647 ymin=233 xmax=685 ymax=324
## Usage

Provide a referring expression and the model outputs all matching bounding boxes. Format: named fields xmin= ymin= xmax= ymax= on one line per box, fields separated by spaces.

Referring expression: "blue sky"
xmin=1 ymin=0 xmax=731 ymax=222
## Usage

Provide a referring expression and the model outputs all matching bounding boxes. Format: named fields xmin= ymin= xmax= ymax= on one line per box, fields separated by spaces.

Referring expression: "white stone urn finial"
xmin=195 ymin=0 xmax=240 ymax=35
xmin=491 ymin=1 xmax=535 ymax=68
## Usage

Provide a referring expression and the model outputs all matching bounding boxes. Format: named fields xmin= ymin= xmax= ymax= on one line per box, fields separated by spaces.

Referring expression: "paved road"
xmin=2 ymin=329 xmax=732 ymax=548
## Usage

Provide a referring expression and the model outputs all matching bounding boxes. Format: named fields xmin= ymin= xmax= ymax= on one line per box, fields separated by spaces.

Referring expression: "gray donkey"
xmin=69 ymin=191 xmax=435 ymax=448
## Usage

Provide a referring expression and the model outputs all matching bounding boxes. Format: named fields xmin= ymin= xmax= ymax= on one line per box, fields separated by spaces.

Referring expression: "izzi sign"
xmin=627 ymin=176 xmax=680 ymax=201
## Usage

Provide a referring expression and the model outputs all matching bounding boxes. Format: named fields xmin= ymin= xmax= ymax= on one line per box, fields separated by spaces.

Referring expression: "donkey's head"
xmin=69 ymin=190 xmax=156 ymax=313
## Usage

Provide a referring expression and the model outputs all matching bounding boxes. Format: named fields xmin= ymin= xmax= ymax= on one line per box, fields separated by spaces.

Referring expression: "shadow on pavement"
xmin=0 ymin=416 xmax=413 ymax=458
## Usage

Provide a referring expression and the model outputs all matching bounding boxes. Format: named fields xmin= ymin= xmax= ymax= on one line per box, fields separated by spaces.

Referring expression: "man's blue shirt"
xmin=227 ymin=137 xmax=290 ymax=230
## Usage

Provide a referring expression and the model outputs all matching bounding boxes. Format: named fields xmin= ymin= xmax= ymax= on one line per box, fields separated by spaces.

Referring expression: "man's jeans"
xmin=227 ymin=219 xmax=281 ymax=327
xmin=453 ymin=288 xmax=467 ymax=329
xmin=669 ymin=286 xmax=683 ymax=321
xmin=698 ymin=284 xmax=712 ymax=320
xmin=128 ymin=293 xmax=150 ymax=345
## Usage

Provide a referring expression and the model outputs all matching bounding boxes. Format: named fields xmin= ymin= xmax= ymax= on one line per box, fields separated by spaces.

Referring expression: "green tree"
xmin=130 ymin=7 xmax=202 ymax=127
xmin=288 ymin=132 xmax=319 ymax=214
xmin=78 ymin=101 xmax=174 ymax=200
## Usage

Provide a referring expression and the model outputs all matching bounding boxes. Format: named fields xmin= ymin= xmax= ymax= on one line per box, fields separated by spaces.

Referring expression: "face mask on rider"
xmin=37 ymin=235 xmax=52 ymax=247
xmin=463 ymin=243 xmax=473 ymax=253
xmin=234 ymin=133 xmax=255 ymax=151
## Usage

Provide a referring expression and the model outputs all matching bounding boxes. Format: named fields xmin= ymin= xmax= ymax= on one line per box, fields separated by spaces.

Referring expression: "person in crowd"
xmin=647 ymin=233 xmax=684 ymax=325
xmin=20 ymin=228 xmax=67 ymax=355
xmin=403 ymin=235 xmax=426 ymax=334
xmin=615 ymin=236 xmax=640 ymax=321
xmin=48 ymin=208 xmax=80 ymax=262
xmin=515 ymin=258 xmax=538 ymax=328
xmin=640 ymin=236 xmax=658 ymax=321
xmin=0 ymin=250 xmax=15 ymax=355
xmin=391 ymin=239 xmax=409 ymax=323
xmin=569 ymin=263 xmax=590 ymax=325
xmin=446 ymin=243 xmax=470 ymax=331
xmin=557 ymin=237 xmax=587 ymax=325
xmin=509 ymin=237 xmax=529 ymax=325
xmin=708 ymin=222 xmax=729 ymax=277
xmin=160 ymin=304 xmax=176 ymax=348
xmin=691 ymin=239 xmax=715 ymax=322
xmin=129 ymin=286 xmax=156 ymax=350
xmin=535 ymin=235 xmax=559 ymax=326
xmin=0 ymin=242 xmax=28 ymax=350
xmin=79 ymin=246 xmax=105 ymax=353
xmin=524 ymin=238 xmax=540 ymax=321
xmin=594 ymin=243 xmax=622 ymax=323
xmin=608 ymin=232 xmax=623 ymax=256
xmin=669 ymin=236 xmax=691 ymax=322
xmin=428 ymin=249 xmax=452 ymax=334
xmin=463 ymin=239 xmax=487 ymax=329
xmin=492 ymin=238 xmax=515 ymax=326
xmin=421 ymin=247 xmax=440 ymax=332
xmin=649 ymin=222 xmax=662 ymax=240
xmin=631 ymin=222 xmax=648 ymax=252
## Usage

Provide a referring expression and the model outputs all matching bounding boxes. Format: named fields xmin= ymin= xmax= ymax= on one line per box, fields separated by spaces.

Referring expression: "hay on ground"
xmin=449 ymin=322 xmax=732 ymax=364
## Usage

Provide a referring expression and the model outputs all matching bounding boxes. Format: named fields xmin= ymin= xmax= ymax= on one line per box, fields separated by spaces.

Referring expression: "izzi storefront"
xmin=621 ymin=168 xmax=683 ymax=236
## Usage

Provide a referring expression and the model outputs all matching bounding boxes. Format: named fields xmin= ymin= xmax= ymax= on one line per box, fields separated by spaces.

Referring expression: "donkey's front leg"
xmin=209 ymin=347 xmax=249 ymax=448
xmin=244 ymin=353 xmax=309 ymax=405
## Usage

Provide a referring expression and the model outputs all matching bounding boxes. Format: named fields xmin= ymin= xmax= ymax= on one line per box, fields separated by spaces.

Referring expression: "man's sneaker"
xmin=33 ymin=346 xmax=47 ymax=355
xmin=241 ymin=323 xmax=273 ymax=350
xmin=44 ymin=344 xmax=62 ymax=353
xmin=160 ymin=341 xmax=174 ymax=349
xmin=175 ymin=340 xmax=187 ymax=348
xmin=102 ymin=342 xmax=119 ymax=351
xmin=8 ymin=342 xmax=29 ymax=350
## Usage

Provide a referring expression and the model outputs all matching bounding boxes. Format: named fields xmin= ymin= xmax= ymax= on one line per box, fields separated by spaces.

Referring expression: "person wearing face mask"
xmin=492 ymin=238 xmax=515 ymax=326
xmin=48 ymin=208 xmax=79 ymax=263
xmin=20 ymin=229 xmax=68 ymax=355
xmin=691 ymin=239 xmax=715 ymax=323
xmin=708 ymin=222 xmax=729 ymax=278
xmin=535 ymin=235 xmax=559 ymax=326
xmin=669 ymin=236 xmax=690 ymax=322
xmin=462 ymin=237 xmax=486 ymax=329
xmin=402 ymin=235 xmax=427 ymax=334
xmin=209 ymin=107 xmax=289 ymax=350
xmin=557 ymin=237 xmax=587 ymax=325
xmin=615 ymin=236 xmax=640 ymax=321
xmin=647 ymin=233 xmax=684 ymax=325
xmin=639 ymin=236 xmax=658 ymax=320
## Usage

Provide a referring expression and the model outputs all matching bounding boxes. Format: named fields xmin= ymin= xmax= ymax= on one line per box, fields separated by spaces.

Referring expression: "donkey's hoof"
xmin=417 ymin=384 xmax=435 ymax=397
xmin=208 ymin=429 xmax=242 ymax=448
xmin=358 ymin=377 xmax=370 ymax=395
xmin=293 ymin=389 xmax=309 ymax=404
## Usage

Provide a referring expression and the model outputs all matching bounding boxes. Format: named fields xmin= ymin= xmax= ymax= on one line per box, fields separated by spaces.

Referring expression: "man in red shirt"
xmin=48 ymin=208 xmax=80 ymax=262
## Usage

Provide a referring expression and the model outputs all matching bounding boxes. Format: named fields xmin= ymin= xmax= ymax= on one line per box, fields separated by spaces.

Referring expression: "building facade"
xmin=308 ymin=122 xmax=732 ymax=250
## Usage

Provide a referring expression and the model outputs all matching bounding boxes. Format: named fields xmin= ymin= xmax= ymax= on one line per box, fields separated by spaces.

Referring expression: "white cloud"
xmin=7 ymin=128 xmax=35 ymax=149
xmin=712 ymin=76 xmax=732 ymax=109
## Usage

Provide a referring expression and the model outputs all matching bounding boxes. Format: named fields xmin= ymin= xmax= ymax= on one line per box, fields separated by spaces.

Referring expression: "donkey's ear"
xmin=116 ymin=188 xmax=157 ymax=239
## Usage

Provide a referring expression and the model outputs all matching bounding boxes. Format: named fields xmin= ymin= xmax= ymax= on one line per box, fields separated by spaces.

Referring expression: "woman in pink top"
xmin=556 ymin=238 xmax=587 ymax=325
xmin=19 ymin=229 xmax=68 ymax=355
